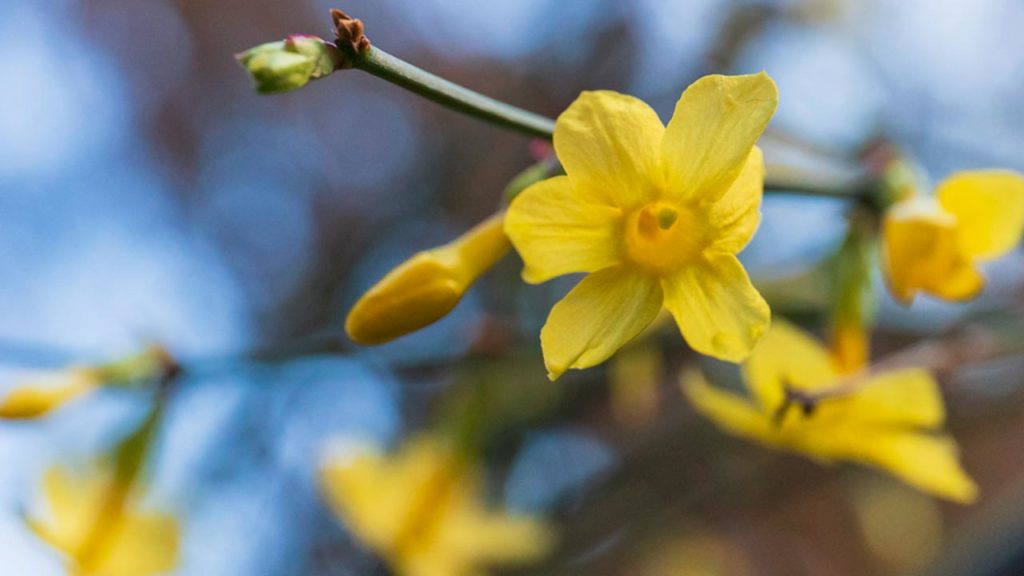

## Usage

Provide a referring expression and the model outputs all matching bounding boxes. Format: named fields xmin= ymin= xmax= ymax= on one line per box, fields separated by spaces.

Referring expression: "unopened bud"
xmin=0 ymin=345 xmax=173 ymax=420
xmin=0 ymin=369 xmax=99 ymax=420
xmin=346 ymin=213 xmax=510 ymax=345
xmin=236 ymin=35 xmax=340 ymax=94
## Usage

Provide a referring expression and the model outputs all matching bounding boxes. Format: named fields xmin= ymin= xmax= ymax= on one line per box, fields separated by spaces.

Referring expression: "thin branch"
xmin=350 ymin=46 xmax=556 ymax=139
xmin=331 ymin=9 xmax=554 ymax=139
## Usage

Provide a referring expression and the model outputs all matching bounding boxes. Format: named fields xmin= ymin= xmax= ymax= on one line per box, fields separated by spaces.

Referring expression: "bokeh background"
xmin=2 ymin=0 xmax=1024 ymax=574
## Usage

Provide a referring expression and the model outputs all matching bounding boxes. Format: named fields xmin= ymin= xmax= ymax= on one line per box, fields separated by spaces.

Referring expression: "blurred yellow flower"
xmin=883 ymin=170 xmax=1024 ymax=304
xmin=682 ymin=321 xmax=977 ymax=503
xmin=320 ymin=436 xmax=552 ymax=576
xmin=505 ymin=73 xmax=778 ymax=379
xmin=0 ymin=346 xmax=173 ymax=420
xmin=25 ymin=466 xmax=179 ymax=576
xmin=346 ymin=213 xmax=509 ymax=345
xmin=0 ymin=368 xmax=101 ymax=420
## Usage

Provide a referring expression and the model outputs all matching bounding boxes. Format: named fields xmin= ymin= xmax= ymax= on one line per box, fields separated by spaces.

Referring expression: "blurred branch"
xmin=764 ymin=161 xmax=881 ymax=206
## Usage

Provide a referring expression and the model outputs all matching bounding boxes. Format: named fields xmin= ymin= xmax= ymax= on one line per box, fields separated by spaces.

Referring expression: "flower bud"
xmin=346 ymin=213 xmax=510 ymax=345
xmin=882 ymin=197 xmax=976 ymax=305
xmin=236 ymin=35 xmax=339 ymax=94
xmin=0 ymin=369 xmax=99 ymax=419
xmin=0 ymin=345 xmax=173 ymax=420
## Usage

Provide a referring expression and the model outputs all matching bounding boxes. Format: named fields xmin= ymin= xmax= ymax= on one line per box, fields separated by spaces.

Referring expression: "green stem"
xmin=349 ymin=46 xmax=555 ymax=139
xmin=763 ymin=176 xmax=870 ymax=199
xmin=340 ymin=45 xmax=876 ymax=202
xmin=762 ymin=163 xmax=878 ymax=202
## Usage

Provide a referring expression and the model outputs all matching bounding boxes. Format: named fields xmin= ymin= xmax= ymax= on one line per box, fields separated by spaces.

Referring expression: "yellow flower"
xmin=505 ymin=73 xmax=778 ymax=379
xmin=0 ymin=368 xmax=101 ymax=419
xmin=0 ymin=346 xmax=173 ymax=420
xmin=682 ymin=321 xmax=977 ymax=503
xmin=346 ymin=213 xmax=510 ymax=345
xmin=320 ymin=436 xmax=552 ymax=576
xmin=882 ymin=170 xmax=1024 ymax=304
xmin=25 ymin=466 xmax=179 ymax=576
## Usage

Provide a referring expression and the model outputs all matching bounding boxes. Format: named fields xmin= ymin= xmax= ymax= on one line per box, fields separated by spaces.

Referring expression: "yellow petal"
xmin=38 ymin=467 xmax=104 ymax=552
xmin=742 ymin=320 xmax=837 ymax=413
xmin=439 ymin=508 xmax=553 ymax=567
xmin=321 ymin=448 xmax=418 ymax=552
xmin=848 ymin=431 xmax=978 ymax=504
xmin=708 ymin=146 xmax=764 ymax=254
xmin=882 ymin=197 xmax=983 ymax=304
xmin=321 ymin=437 xmax=467 ymax=557
xmin=505 ymin=176 xmax=623 ymax=284
xmin=840 ymin=368 xmax=945 ymax=428
xmin=937 ymin=170 xmax=1024 ymax=260
xmin=346 ymin=213 xmax=509 ymax=345
xmin=661 ymin=253 xmax=770 ymax=363
xmin=96 ymin=513 xmax=179 ymax=576
xmin=553 ymin=90 xmax=665 ymax=208
xmin=681 ymin=368 xmax=775 ymax=443
xmin=0 ymin=370 xmax=98 ymax=420
xmin=926 ymin=260 xmax=985 ymax=301
xmin=661 ymin=73 xmax=778 ymax=203
xmin=321 ymin=437 xmax=549 ymax=576
xmin=540 ymin=267 xmax=662 ymax=380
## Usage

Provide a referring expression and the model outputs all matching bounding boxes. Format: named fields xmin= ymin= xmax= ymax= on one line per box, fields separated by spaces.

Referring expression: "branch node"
xmin=331 ymin=8 xmax=371 ymax=64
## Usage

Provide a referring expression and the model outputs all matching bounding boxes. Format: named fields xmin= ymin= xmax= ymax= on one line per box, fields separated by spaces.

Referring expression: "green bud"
xmin=236 ymin=35 xmax=339 ymax=94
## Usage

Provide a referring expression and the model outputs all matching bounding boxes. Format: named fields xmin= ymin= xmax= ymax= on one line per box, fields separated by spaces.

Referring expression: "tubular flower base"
xmin=682 ymin=321 xmax=978 ymax=503
xmin=831 ymin=319 xmax=869 ymax=375
xmin=25 ymin=466 xmax=179 ymax=576
xmin=320 ymin=436 xmax=552 ymax=576
xmin=345 ymin=213 xmax=510 ymax=345
xmin=505 ymin=73 xmax=778 ymax=379
xmin=882 ymin=170 xmax=1024 ymax=304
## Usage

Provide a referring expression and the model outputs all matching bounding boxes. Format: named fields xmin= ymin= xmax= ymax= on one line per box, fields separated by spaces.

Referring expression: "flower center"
xmin=623 ymin=202 xmax=704 ymax=274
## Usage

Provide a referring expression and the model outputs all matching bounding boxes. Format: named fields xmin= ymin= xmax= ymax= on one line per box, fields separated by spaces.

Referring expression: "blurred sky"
xmin=2 ymin=0 xmax=1024 ymax=574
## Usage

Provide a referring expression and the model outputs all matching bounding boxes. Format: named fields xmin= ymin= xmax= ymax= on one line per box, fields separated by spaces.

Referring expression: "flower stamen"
xmin=625 ymin=202 xmax=704 ymax=274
